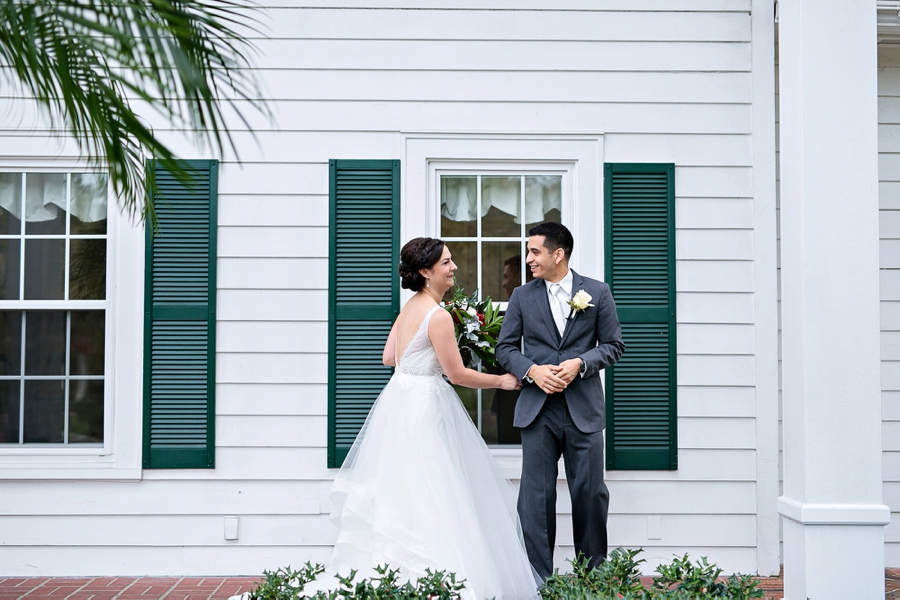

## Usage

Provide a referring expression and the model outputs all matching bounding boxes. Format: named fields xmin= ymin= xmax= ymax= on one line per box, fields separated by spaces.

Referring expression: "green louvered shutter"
xmin=143 ymin=160 xmax=218 ymax=469
xmin=328 ymin=160 xmax=399 ymax=468
xmin=604 ymin=163 xmax=677 ymax=470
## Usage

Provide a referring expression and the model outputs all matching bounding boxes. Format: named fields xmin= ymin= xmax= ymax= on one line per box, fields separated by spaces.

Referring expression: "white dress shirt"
xmin=523 ymin=268 xmax=586 ymax=383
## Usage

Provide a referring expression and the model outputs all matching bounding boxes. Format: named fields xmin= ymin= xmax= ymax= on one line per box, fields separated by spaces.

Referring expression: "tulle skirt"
xmin=327 ymin=370 xmax=540 ymax=600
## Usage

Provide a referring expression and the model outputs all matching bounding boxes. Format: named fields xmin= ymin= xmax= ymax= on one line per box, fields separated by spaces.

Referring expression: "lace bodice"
xmin=395 ymin=306 xmax=444 ymax=377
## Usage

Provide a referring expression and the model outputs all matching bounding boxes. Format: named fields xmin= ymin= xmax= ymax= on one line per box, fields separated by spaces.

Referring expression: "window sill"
xmin=0 ymin=452 xmax=142 ymax=480
xmin=491 ymin=447 xmax=523 ymax=479
xmin=0 ymin=466 xmax=142 ymax=480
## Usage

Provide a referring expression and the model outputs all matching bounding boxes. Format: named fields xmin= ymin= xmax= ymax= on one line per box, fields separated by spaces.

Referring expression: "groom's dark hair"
xmin=528 ymin=222 xmax=573 ymax=260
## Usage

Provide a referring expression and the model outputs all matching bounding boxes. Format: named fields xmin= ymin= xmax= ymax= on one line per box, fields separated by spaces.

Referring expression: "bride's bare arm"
xmin=382 ymin=322 xmax=398 ymax=367
xmin=429 ymin=309 xmax=520 ymax=390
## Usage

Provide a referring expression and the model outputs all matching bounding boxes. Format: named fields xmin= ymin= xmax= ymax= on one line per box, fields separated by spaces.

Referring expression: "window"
xmin=438 ymin=171 xmax=564 ymax=446
xmin=0 ymin=172 xmax=108 ymax=446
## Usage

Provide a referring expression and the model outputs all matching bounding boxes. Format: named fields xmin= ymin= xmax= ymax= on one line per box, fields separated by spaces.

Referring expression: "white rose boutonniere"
xmin=567 ymin=290 xmax=594 ymax=318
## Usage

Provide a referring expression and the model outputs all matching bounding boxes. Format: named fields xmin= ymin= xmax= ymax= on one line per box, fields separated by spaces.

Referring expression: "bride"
xmin=326 ymin=237 xmax=540 ymax=599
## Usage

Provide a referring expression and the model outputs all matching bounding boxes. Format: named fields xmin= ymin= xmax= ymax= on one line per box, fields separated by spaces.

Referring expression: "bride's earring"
xmin=425 ymin=279 xmax=430 ymax=288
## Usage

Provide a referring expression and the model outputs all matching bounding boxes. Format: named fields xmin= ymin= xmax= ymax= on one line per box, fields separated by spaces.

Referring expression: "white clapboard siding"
xmin=0 ymin=481 xmax=322 ymax=515
xmin=871 ymin=53 xmax=899 ymax=562
xmin=221 ymin=71 xmax=753 ymax=104
xmin=218 ymin=163 xmax=329 ymax=196
xmin=675 ymin=196 xmax=753 ymax=229
xmin=0 ymin=546 xmax=334 ymax=577
xmin=678 ymin=386 xmax=756 ymax=418
xmin=677 ymin=292 xmax=755 ymax=324
xmin=676 ymin=230 xmax=755 ymax=261
xmin=677 ymin=261 xmax=755 ymax=293
xmin=0 ymin=0 xmax=771 ymax=577
xmin=217 ymin=383 xmax=326 ymax=415
xmin=218 ymin=322 xmax=329 ymax=353
xmin=218 ymin=260 xmax=328 ymax=290
xmin=1 ymin=515 xmax=338 ymax=547
xmin=254 ymin=8 xmax=751 ymax=42
xmin=259 ymin=0 xmax=751 ymax=10
xmin=219 ymin=227 xmax=328 ymax=258
xmin=606 ymin=134 xmax=752 ymax=167
xmin=219 ymin=195 xmax=329 ymax=227
xmin=137 ymin=101 xmax=754 ymax=136
xmin=250 ymin=38 xmax=752 ymax=72
xmin=217 ymin=290 xmax=328 ymax=321
xmin=678 ymin=323 xmax=755 ymax=355
xmin=217 ymin=354 xmax=328 ymax=384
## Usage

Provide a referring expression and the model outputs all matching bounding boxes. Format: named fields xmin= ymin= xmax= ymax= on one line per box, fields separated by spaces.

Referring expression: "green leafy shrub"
xmin=651 ymin=553 xmax=764 ymax=599
xmin=540 ymin=548 xmax=765 ymax=600
xmin=540 ymin=547 xmax=645 ymax=599
xmin=250 ymin=549 xmax=764 ymax=600
xmin=248 ymin=562 xmax=466 ymax=599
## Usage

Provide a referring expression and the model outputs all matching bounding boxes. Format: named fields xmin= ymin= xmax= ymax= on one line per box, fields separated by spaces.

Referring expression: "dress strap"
xmin=423 ymin=304 xmax=442 ymax=324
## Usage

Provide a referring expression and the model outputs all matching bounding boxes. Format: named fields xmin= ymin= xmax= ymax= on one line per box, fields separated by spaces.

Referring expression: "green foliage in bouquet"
xmin=443 ymin=283 xmax=503 ymax=368
xmin=249 ymin=562 xmax=466 ymax=600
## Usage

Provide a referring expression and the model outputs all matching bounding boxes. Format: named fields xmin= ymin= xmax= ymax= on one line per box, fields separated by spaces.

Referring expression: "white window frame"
xmin=0 ymin=160 xmax=143 ymax=480
xmin=434 ymin=168 xmax=569 ymax=313
xmin=402 ymin=133 xmax=604 ymax=473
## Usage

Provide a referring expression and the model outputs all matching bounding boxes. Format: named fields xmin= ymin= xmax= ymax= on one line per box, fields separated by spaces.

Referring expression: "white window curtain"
xmin=441 ymin=176 xmax=561 ymax=224
xmin=0 ymin=173 xmax=107 ymax=223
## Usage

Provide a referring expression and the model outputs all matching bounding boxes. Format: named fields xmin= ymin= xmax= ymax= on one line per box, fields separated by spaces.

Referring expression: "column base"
xmin=779 ymin=497 xmax=889 ymax=600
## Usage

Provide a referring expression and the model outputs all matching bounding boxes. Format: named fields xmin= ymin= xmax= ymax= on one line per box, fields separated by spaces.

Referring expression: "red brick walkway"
xmin=0 ymin=577 xmax=261 ymax=600
xmin=0 ymin=571 xmax=897 ymax=599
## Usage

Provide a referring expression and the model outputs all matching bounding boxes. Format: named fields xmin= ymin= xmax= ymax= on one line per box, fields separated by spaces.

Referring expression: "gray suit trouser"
xmin=518 ymin=393 xmax=609 ymax=579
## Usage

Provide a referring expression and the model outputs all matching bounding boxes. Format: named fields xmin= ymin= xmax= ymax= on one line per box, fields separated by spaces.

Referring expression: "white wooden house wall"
xmin=2 ymin=0 xmax=873 ymax=577
xmin=878 ymin=46 xmax=900 ymax=568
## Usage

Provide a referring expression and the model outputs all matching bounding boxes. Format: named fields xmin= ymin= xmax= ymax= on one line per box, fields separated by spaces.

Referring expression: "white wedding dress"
xmin=325 ymin=305 xmax=540 ymax=599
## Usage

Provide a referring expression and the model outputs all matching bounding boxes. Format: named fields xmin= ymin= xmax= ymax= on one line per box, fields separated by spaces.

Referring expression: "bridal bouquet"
xmin=443 ymin=284 xmax=503 ymax=368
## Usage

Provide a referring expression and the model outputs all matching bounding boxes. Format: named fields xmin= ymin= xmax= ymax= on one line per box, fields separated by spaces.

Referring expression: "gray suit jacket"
xmin=496 ymin=270 xmax=625 ymax=433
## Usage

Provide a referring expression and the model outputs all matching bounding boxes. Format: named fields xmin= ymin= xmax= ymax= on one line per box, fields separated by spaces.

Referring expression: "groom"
xmin=496 ymin=222 xmax=625 ymax=579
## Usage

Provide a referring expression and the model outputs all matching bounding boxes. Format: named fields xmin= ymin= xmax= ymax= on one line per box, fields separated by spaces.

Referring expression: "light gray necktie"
xmin=549 ymin=283 xmax=567 ymax=336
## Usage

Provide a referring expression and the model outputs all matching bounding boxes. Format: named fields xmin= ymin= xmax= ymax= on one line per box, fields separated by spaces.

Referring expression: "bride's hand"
xmin=497 ymin=373 xmax=523 ymax=391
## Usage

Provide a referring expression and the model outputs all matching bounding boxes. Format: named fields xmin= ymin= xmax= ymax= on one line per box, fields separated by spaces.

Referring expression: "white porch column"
xmin=777 ymin=1 xmax=890 ymax=599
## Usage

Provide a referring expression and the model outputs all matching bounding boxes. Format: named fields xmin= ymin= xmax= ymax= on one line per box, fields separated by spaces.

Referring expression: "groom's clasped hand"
xmin=527 ymin=359 xmax=582 ymax=394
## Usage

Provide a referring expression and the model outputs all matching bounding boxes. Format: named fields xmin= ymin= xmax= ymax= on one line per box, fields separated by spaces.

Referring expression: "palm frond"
xmin=0 ymin=0 xmax=272 ymax=222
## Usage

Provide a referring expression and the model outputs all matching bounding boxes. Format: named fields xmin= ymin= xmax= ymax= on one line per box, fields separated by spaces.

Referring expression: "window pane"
xmin=25 ymin=311 xmax=66 ymax=375
xmin=0 ymin=311 xmax=22 ymax=375
xmin=70 ymin=239 xmax=106 ymax=299
xmin=0 ymin=380 xmax=20 ymax=443
xmin=70 ymin=311 xmax=105 ymax=375
xmin=489 ymin=385 xmax=521 ymax=445
xmin=525 ymin=175 xmax=562 ymax=229
xmin=445 ymin=241 xmax=476 ymax=298
xmin=69 ymin=379 xmax=103 ymax=443
xmin=0 ymin=172 xmax=22 ymax=234
xmin=454 ymin=384 xmax=478 ymax=427
xmin=482 ymin=242 xmax=522 ymax=302
xmin=0 ymin=239 xmax=20 ymax=299
xmin=24 ymin=238 xmax=65 ymax=299
xmin=482 ymin=177 xmax=521 ymax=237
xmin=23 ymin=379 xmax=65 ymax=443
xmin=440 ymin=176 xmax=477 ymax=237
xmin=71 ymin=174 xmax=108 ymax=235
xmin=24 ymin=173 xmax=67 ymax=235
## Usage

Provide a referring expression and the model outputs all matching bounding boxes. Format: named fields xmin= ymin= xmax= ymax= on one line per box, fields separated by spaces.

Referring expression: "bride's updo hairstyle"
xmin=399 ymin=237 xmax=445 ymax=291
